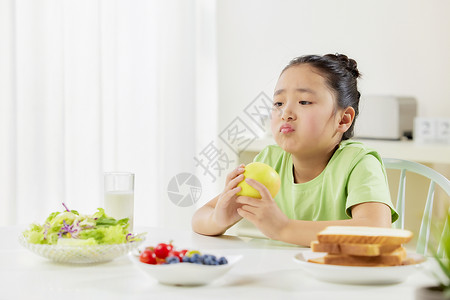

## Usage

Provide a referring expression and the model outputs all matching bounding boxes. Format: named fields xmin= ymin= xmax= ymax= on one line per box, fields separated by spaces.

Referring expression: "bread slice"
xmin=310 ymin=241 xmax=401 ymax=256
xmin=308 ymin=246 xmax=407 ymax=266
xmin=317 ymin=226 xmax=413 ymax=245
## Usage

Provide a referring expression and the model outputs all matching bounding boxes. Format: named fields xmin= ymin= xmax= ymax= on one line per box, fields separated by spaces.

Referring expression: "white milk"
xmin=104 ymin=191 xmax=134 ymax=231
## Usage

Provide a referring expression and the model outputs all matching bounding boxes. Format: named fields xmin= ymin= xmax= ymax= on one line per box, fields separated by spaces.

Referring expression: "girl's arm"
xmin=276 ymin=202 xmax=391 ymax=246
xmin=191 ymin=165 xmax=246 ymax=236
xmin=236 ymin=178 xmax=391 ymax=246
xmin=191 ymin=195 xmax=227 ymax=236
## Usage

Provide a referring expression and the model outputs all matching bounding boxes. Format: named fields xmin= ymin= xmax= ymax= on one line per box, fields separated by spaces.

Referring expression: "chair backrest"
xmin=382 ymin=158 xmax=450 ymax=256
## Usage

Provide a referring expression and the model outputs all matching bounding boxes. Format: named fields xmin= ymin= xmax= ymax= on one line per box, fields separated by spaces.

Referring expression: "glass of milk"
xmin=104 ymin=172 xmax=135 ymax=231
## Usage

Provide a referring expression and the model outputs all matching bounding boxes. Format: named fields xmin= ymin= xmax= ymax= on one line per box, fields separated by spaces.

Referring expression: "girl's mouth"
xmin=280 ymin=124 xmax=294 ymax=134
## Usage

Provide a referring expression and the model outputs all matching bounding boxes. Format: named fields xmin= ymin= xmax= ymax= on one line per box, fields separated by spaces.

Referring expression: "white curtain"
xmin=0 ymin=0 xmax=218 ymax=228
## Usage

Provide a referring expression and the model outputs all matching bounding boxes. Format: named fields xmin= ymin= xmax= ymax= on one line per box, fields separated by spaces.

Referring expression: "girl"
xmin=191 ymin=54 xmax=398 ymax=246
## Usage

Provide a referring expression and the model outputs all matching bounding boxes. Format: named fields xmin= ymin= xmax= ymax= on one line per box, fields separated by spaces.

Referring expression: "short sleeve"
xmin=345 ymin=155 xmax=399 ymax=223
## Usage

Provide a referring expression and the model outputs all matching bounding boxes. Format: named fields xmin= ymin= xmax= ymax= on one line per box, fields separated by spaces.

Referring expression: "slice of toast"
xmin=308 ymin=246 xmax=407 ymax=266
xmin=317 ymin=226 xmax=413 ymax=245
xmin=310 ymin=241 xmax=401 ymax=256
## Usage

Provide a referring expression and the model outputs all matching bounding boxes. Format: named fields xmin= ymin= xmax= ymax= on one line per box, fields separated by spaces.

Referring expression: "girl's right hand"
xmin=212 ymin=164 xmax=246 ymax=228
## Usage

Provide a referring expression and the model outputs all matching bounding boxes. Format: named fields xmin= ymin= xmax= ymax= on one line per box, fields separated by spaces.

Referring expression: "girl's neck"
xmin=291 ymin=144 xmax=339 ymax=184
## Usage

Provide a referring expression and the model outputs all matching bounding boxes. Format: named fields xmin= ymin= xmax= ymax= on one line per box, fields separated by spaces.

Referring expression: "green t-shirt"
xmin=253 ymin=140 xmax=398 ymax=223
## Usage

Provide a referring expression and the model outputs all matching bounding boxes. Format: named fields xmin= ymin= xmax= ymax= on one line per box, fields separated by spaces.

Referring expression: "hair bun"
xmin=328 ymin=53 xmax=361 ymax=78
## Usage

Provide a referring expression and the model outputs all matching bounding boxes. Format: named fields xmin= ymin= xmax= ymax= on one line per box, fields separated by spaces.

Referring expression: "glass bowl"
xmin=19 ymin=234 xmax=145 ymax=264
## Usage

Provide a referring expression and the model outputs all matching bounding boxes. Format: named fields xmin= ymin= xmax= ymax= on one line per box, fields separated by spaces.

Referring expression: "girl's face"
xmin=271 ymin=64 xmax=345 ymax=157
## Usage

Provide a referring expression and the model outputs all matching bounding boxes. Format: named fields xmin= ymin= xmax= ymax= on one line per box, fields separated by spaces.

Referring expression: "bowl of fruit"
xmin=129 ymin=242 xmax=242 ymax=286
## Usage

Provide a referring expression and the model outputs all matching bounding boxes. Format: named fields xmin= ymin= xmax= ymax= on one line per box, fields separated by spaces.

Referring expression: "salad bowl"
xmin=19 ymin=234 xmax=145 ymax=264
xmin=19 ymin=205 xmax=145 ymax=264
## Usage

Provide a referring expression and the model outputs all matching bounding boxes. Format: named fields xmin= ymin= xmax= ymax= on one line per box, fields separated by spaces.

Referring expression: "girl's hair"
xmin=282 ymin=53 xmax=361 ymax=140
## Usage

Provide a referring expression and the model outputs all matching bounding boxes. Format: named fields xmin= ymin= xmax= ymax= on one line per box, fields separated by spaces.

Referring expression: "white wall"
xmin=216 ymin=0 xmax=450 ymax=132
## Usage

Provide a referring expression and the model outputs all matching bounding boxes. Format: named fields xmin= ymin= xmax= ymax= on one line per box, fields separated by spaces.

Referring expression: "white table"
xmin=0 ymin=226 xmax=439 ymax=300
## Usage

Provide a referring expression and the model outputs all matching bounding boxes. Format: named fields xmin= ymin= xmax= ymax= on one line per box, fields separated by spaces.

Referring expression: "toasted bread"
xmin=310 ymin=241 xmax=401 ymax=256
xmin=317 ymin=226 xmax=413 ymax=245
xmin=308 ymin=246 xmax=407 ymax=267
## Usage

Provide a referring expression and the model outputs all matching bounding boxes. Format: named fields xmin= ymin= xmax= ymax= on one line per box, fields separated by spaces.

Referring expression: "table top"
xmin=1 ymin=226 xmax=440 ymax=300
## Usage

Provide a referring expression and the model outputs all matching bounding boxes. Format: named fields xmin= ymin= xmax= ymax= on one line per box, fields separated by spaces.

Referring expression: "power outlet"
xmin=436 ymin=118 xmax=450 ymax=144
xmin=414 ymin=117 xmax=450 ymax=144
xmin=414 ymin=117 xmax=437 ymax=144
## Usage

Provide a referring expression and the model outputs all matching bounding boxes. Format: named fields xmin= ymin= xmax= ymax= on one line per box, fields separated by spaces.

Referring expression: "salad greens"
xmin=23 ymin=204 xmax=141 ymax=245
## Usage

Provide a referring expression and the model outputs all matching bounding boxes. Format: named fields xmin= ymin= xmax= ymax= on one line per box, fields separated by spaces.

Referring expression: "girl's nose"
xmin=281 ymin=106 xmax=296 ymax=121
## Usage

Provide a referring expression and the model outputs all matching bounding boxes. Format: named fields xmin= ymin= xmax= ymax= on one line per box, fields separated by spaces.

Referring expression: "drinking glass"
xmin=104 ymin=172 xmax=135 ymax=231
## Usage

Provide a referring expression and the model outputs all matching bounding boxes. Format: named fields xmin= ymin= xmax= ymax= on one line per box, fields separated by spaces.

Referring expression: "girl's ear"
xmin=337 ymin=106 xmax=355 ymax=133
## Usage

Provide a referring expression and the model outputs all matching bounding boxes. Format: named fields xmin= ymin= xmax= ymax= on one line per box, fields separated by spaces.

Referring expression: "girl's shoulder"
xmin=333 ymin=140 xmax=383 ymax=168
xmin=253 ymin=144 xmax=289 ymax=168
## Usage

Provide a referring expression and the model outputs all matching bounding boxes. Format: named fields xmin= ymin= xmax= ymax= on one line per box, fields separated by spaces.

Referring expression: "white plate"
xmin=293 ymin=250 xmax=426 ymax=285
xmin=129 ymin=252 xmax=242 ymax=286
xmin=19 ymin=234 xmax=145 ymax=264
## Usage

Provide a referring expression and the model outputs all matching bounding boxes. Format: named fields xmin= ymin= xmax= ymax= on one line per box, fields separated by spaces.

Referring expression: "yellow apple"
xmin=237 ymin=162 xmax=281 ymax=198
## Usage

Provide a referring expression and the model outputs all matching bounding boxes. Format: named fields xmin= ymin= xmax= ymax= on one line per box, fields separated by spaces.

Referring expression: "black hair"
xmin=282 ymin=53 xmax=361 ymax=140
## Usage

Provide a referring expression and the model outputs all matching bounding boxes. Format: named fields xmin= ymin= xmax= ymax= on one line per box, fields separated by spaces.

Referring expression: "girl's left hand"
xmin=235 ymin=178 xmax=289 ymax=240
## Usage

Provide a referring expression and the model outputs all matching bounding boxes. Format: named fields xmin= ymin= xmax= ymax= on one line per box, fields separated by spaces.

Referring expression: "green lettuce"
xmin=23 ymin=206 xmax=137 ymax=245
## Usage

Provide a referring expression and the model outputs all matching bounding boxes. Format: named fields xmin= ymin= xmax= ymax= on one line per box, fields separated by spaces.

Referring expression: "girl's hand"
xmin=236 ymin=178 xmax=289 ymax=240
xmin=212 ymin=164 xmax=246 ymax=228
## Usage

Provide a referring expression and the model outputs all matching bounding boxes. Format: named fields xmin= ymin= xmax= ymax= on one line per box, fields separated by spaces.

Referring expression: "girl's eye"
xmin=273 ymin=102 xmax=283 ymax=107
xmin=299 ymin=100 xmax=312 ymax=105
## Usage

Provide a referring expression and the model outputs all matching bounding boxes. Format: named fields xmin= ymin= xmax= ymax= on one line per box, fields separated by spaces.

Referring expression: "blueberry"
xmin=218 ymin=257 xmax=228 ymax=265
xmin=191 ymin=253 xmax=200 ymax=261
xmin=166 ymin=256 xmax=180 ymax=264
xmin=203 ymin=257 xmax=213 ymax=265
xmin=198 ymin=255 xmax=205 ymax=264
xmin=190 ymin=254 xmax=202 ymax=264
xmin=182 ymin=256 xmax=190 ymax=263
